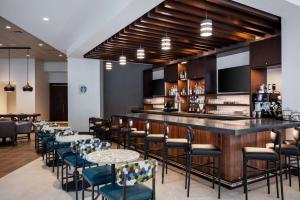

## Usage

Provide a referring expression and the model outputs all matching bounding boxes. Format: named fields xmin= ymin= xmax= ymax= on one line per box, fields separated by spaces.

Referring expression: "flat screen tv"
xmin=152 ymin=79 xmax=165 ymax=96
xmin=218 ymin=65 xmax=250 ymax=93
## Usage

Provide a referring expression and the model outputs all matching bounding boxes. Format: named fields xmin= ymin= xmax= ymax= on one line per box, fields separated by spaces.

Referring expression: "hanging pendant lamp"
xmin=4 ymin=49 xmax=15 ymax=92
xmin=119 ymin=50 xmax=126 ymax=65
xmin=200 ymin=10 xmax=213 ymax=37
xmin=137 ymin=44 xmax=145 ymax=59
xmin=22 ymin=49 xmax=33 ymax=92
xmin=105 ymin=60 xmax=112 ymax=70
xmin=161 ymin=33 xmax=171 ymax=50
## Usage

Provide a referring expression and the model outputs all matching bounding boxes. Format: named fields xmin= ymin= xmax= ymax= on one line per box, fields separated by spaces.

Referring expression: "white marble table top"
xmin=86 ymin=149 xmax=140 ymax=165
xmin=55 ymin=134 xmax=93 ymax=143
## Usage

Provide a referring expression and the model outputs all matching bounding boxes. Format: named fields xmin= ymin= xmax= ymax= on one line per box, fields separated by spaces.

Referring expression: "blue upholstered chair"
xmin=64 ymin=138 xmax=112 ymax=200
xmin=99 ymin=159 xmax=157 ymax=200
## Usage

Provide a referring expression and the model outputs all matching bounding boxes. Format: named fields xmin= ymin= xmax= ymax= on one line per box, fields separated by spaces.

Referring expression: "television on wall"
xmin=218 ymin=65 xmax=250 ymax=93
xmin=152 ymin=79 xmax=165 ymax=96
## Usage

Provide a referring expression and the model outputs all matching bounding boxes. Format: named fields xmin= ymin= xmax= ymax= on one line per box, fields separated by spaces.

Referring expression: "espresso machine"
xmin=253 ymin=84 xmax=282 ymax=118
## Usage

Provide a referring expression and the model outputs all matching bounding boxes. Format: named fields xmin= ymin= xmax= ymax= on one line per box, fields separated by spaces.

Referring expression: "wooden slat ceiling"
xmin=0 ymin=16 xmax=66 ymax=61
xmin=84 ymin=0 xmax=281 ymax=64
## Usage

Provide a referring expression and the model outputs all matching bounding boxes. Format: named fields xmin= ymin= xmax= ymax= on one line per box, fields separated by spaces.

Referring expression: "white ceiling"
xmin=0 ymin=0 xmax=163 ymax=57
xmin=285 ymin=0 xmax=300 ymax=6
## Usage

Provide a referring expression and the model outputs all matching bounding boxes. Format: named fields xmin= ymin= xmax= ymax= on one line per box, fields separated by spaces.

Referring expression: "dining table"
xmin=86 ymin=149 xmax=140 ymax=182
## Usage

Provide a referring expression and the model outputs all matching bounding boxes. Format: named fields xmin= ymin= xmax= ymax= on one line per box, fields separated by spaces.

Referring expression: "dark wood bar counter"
xmin=114 ymin=112 xmax=300 ymax=187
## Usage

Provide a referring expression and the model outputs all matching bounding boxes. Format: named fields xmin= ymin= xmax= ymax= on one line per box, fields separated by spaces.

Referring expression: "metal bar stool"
xmin=243 ymin=129 xmax=284 ymax=200
xmin=186 ymin=126 xmax=222 ymax=199
xmin=127 ymin=119 xmax=147 ymax=151
xmin=144 ymin=121 xmax=165 ymax=160
xmin=162 ymin=123 xmax=189 ymax=187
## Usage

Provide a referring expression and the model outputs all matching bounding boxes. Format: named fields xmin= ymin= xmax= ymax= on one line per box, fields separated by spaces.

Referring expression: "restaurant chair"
xmin=268 ymin=127 xmax=300 ymax=191
xmin=162 ymin=123 xmax=189 ymax=187
xmin=109 ymin=116 xmax=124 ymax=148
xmin=16 ymin=119 xmax=33 ymax=142
xmin=127 ymin=119 xmax=148 ymax=151
xmin=186 ymin=126 xmax=222 ymax=199
xmin=144 ymin=121 xmax=165 ymax=160
xmin=0 ymin=120 xmax=16 ymax=144
xmin=64 ymin=138 xmax=112 ymax=200
xmin=243 ymin=129 xmax=284 ymax=200
xmin=99 ymin=159 xmax=157 ymax=200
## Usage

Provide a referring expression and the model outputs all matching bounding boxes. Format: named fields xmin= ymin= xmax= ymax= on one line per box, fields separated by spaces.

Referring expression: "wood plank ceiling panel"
xmin=84 ymin=0 xmax=281 ymax=65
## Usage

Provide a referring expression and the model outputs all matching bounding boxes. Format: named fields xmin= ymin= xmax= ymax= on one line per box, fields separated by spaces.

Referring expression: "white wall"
xmin=48 ymin=72 xmax=67 ymax=83
xmin=35 ymin=60 xmax=50 ymax=120
xmin=235 ymin=0 xmax=300 ymax=111
xmin=68 ymin=58 xmax=101 ymax=131
xmin=0 ymin=82 xmax=8 ymax=113
xmin=0 ymin=58 xmax=35 ymax=114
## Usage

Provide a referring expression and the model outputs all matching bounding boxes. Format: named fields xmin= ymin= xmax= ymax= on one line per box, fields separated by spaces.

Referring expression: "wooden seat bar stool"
xmin=186 ymin=126 xmax=222 ymax=199
xmin=162 ymin=123 xmax=189 ymax=187
xmin=243 ymin=129 xmax=284 ymax=200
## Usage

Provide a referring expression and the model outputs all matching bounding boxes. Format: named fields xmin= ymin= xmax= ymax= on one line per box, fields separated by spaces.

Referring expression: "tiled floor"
xmin=0 ymin=134 xmax=38 ymax=178
xmin=0 ymin=156 xmax=299 ymax=200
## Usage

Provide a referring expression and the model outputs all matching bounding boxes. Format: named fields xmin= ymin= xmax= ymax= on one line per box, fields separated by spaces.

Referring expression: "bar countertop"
xmin=114 ymin=113 xmax=300 ymax=136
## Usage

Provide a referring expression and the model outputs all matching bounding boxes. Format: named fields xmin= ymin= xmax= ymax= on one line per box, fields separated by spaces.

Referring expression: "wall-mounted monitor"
xmin=218 ymin=65 xmax=250 ymax=93
xmin=152 ymin=79 xmax=165 ymax=96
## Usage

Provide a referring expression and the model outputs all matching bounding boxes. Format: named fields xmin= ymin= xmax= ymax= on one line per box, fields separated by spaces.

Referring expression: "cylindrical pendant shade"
xmin=137 ymin=48 xmax=145 ymax=59
xmin=119 ymin=55 xmax=126 ymax=65
xmin=200 ymin=19 xmax=213 ymax=37
xmin=105 ymin=61 xmax=112 ymax=70
xmin=161 ymin=36 xmax=171 ymax=50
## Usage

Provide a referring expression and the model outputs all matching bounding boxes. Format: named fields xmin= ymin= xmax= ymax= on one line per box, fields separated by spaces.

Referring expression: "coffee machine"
xmin=253 ymin=84 xmax=282 ymax=118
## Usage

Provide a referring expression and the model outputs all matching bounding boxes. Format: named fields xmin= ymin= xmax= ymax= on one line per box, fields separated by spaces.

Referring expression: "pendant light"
xmin=200 ymin=10 xmax=213 ymax=37
xmin=23 ymin=49 xmax=33 ymax=92
xmin=137 ymin=45 xmax=145 ymax=59
xmin=105 ymin=60 xmax=112 ymax=70
xmin=4 ymin=49 xmax=15 ymax=92
xmin=161 ymin=33 xmax=171 ymax=50
xmin=119 ymin=50 xmax=126 ymax=65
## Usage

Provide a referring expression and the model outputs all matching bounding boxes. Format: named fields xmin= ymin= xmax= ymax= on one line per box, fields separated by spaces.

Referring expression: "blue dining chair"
xmin=99 ymin=159 xmax=157 ymax=200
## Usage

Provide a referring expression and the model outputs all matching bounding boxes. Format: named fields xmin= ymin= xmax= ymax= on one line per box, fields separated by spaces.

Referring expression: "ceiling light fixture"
xmin=161 ymin=34 xmax=171 ymax=50
xmin=23 ymin=49 xmax=33 ymax=92
xmin=4 ymin=49 xmax=15 ymax=92
xmin=119 ymin=50 xmax=126 ymax=65
xmin=137 ymin=45 xmax=145 ymax=59
xmin=58 ymin=54 xmax=63 ymax=57
xmin=42 ymin=17 xmax=49 ymax=21
xmin=38 ymin=43 xmax=43 ymax=47
xmin=5 ymin=25 xmax=11 ymax=29
xmin=0 ymin=43 xmax=3 ymax=46
xmin=181 ymin=61 xmax=188 ymax=64
xmin=200 ymin=10 xmax=213 ymax=37
xmin=105 ymin=61 xmax=112 ymax=70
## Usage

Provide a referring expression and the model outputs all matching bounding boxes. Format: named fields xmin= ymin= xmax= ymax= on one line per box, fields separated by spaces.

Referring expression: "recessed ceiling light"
xmin=5 ymin=25 xmax=11 ymax=29
xmin=58 ymin=54 xmax=63 ymax=57
xmin=42 ymin=17 xmax=49 ymax=21
xmin=26 ymin=54 xmax=30 ymax=57
xmin=38 ymin=43 xmax=43 ymax=47
xmin=0 ymin=43 xmax=3 ymax=46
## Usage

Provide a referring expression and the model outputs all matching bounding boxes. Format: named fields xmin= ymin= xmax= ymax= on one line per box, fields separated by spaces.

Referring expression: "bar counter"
xmin=114 ymin=112 xmax=300 ymax=187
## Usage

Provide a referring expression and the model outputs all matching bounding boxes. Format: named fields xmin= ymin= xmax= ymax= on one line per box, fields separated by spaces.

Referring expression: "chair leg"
xmin=218 ymin=156 xmax=221 ymax=199
xmin=288 ymin=156 xmax=292 ymax=187
xmin=61 ymin=161 xmax=64 ymax=188
xmin=165 ymin=147 xmax=168 ymax=174
xmin=92 ymin=186 xmax=95 ymax=200
xmin=162 ymin=146 xmax=166 ymax=184
xmin=66 ymin=164 xmax=69 ymax=192
xmin=57 ymin=158 xmax=60 ymax=179
xmin=75 ymin=168 xmax=78 ymax=200
xmin=144 ymin=140 xmax=148 ymax=160
xmin=285 ymin=155 xmax=288 ymax=180
xmin=275 ymin=161 xmax=279 ymax=198
xmin=185 ymin=149 xmax=188 ymax=189
xmin=297 ymin=155 xmax=300 ymax=191
xmin=279 ymin=158 xmax=284 ymax=200
xmin=243 ymin=156 xmax=248 ymax=200
xmin=267 ymin=161 xmax=270 ymax=194
xmin=212 ymin=157 xmax=215 ymax=189
xmin=187 ymin=154 xmax=192 ymax=197
xmin=82 ymin=177 xmax=85 ymax=200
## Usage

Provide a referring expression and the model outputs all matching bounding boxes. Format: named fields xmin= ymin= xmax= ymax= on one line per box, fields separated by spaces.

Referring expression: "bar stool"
xmin=144 ymin=121 xmax=165 ymax=160
xmin=271 ymin=127 xmax=300 ymax=191
xmin=186 ymin=126 xmax=222 ymax=199
xmin=162 ymin=123 xmax=189 ymax=186
xmin=243 ymin=129 xmax=284 ymax=200
xmin=127 ymin=119 xmax=148 ymax=151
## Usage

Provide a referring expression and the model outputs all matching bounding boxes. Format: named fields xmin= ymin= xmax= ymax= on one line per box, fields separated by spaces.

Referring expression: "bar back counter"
xmin=113 ymin=112 xmax=300 ymax=188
